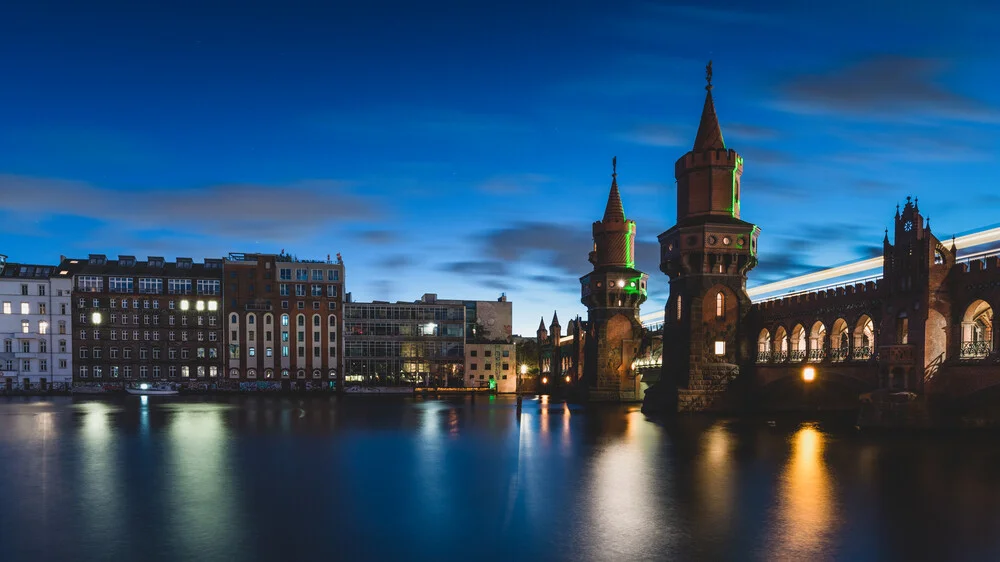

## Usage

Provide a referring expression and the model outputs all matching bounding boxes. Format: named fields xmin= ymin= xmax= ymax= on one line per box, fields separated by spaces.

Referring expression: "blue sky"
xmin=1 ymin=0 xmax=999 ymax=334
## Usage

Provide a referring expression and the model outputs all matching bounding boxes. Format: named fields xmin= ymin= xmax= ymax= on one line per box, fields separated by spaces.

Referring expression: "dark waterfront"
xmin=2 ymin=396 xmax=1000 ymax=561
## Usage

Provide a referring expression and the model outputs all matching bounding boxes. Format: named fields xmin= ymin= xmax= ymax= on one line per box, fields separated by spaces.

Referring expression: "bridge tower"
xmin=580 ymin=158 xmax=649 ymax=401
xmin=880 ymin=197 xmax=954 ymax=392
xmin=644 ymin=62 xmax=760 ymax=414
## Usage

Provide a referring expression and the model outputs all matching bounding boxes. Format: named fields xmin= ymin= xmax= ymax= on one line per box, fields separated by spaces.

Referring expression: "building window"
xmin=20 ymin=302 xmax=29 ymax=314
xmin=38 ymin=303 xmax=46 ymax=315
xmin=714 ymin=341 xmax=726 ymax=356
xmin=21 ymin=320 xmax=29 ymax=333
xmin=295 ymin=269 xmax=308 ymax=281
xmin=20 ymin=284 xmax=28 ymax=295
xmin=38 ymin=321 xmax=48 ymax=334
xmin=59 ymin=340 xmax=66 ymax=352
xmin=249 ymin=347 xmax=255 ymax=357
xmin=266 ymin=347 xmax=273 ymax=357
xmin=676 ymin=295 xmax=682 ymax=321
xmin=279 ymin=268 xmax=291 ymax=280
xmin=2 ymin=302 xmax=10 ymax=314
xmin=328 ymin=269 xmax=339 ymax=281
xmin=716 ymin=292 xmax=725 ymax=318
xmin=21 ymin=340 xmax=30 ymax=353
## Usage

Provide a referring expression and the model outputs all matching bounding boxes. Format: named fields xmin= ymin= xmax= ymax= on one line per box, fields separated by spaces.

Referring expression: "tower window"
xmin=714 ymin=341 xmax=726 ymax=355
xmin=676 ymin=296 xmax=682 ymax=321
xmin=716 ymin=292 xmax=725 ymax=318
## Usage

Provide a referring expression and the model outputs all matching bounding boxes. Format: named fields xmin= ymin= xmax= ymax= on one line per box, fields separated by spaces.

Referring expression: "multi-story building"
xmin=62 ymin=254 xmax=225 ymax=386
xmin=0 ymin=255 xmax=73 ymax=390
xmin=344 ymin=294 xmax=517 ymax=391
xmin=223 ymin=252 xmax=344 ymax=389
xmin=344 ymin=294 xmax=466 ymax=387
xmin=459 ymin=296 xmax=516 ymax=392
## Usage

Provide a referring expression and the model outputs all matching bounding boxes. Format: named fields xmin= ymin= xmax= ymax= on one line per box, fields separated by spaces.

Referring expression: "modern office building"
xmin=344 ymin=294 xmax=466 ymax=387
xmin=62 ymin=254 xmax=225 ymax=386
xmin=344 ymin=293 xmax=516 ymax=391
xmin=223 ymin=252 xmax=344 ymax=388
xmin=0 ymin=255 xmax=73 ymax=390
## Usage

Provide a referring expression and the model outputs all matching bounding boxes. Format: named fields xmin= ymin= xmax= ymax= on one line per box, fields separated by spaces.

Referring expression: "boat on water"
xmin=126 ymin=383 xmax=179 ymax=396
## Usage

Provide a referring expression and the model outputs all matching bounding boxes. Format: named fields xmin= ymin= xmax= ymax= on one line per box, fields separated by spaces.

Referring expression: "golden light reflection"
xmin=78 ymin=402 xmax=122 ymax=539
xmin=696 ymin=423 xmax=734 ymax=537
xmin=583 ymin=410 xmax=666 ymax=557
xmin=768 ymin=424 xmax=836 ymax=559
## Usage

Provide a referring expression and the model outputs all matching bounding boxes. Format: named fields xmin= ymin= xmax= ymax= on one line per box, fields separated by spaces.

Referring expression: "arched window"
xmin=265 ymin=314 xmax=272 ymax=325
xmin=716 ymin=292 xmax=725 ymax=318
xmin=248 ymin=315 xmax=255 ymax=324
xmin=281 ymin=314 xmax=289 ymax=327
xmin=230 ymin=314 xmax=238 ymax=324
xmin=328 ymin=315 xmax=337 ymax=327
xmin=312 ymin=314 xmax=320 ymax=327
xmin=297 ymin=314 xmax=305 ymax=327
xmin=961 ymin=300 xmax=993 ymax=359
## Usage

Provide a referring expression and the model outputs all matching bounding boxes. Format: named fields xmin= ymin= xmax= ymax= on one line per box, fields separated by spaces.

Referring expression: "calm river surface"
xmin=1 ymin=395 xmax=999 ymax=561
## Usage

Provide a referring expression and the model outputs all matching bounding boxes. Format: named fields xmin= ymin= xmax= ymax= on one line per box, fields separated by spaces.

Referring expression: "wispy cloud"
xmin=476 ymin=173 xmax=553 ymax=195
xmin=772 ymin=56 xmax=1000 ymax=124
xmin=619 ymin=123 xmax=688 ymax=147
xmin=0 ymin=174 xmax=381 ymax=241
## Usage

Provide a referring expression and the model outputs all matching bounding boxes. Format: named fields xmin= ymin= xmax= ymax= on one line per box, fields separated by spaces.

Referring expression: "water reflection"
xmin=697 ymin=423 xmax=734 ymax=540
xmin=77 ymin=401 xmax=123 ymax=542
xmin=583 ymin=408 xmax=665 ymax=560
xmin=166 ymin=405 xmax=240 ymax=561
xmin=767 ymin=423 xmax=837 ymax=559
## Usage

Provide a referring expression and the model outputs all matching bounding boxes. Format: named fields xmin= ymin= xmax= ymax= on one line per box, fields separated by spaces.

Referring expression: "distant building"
xmin=344 ymin=293 xmax=516 ymax=391
xmin=223 ymin=252 xmax=344 ymax=388
xmin=61 ymin=254 xmax=225 ymax=386
xmin=0 ymin=256 xmax=73 ymax=390
xmin=344 ymin=294 xmax=466 ymax=387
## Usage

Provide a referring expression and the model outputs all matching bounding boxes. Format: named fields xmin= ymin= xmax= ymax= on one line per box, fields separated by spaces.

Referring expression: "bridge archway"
xmin=831 ymin=318 xmax=849 ymax=362
xmin=758 ymin=328 xmax=771 ymax=358
xmin=774 ymin=326 xmax=789 ymax=361
xmin=853 ymin=315 xmax=874 ymax=360
xmin=790 ymin=324 xmax=806 ymax=362
xmin=808 ymin=321 xmax=826 ymax=362
xmin=960 ymin=300 xmax=993 ymax=359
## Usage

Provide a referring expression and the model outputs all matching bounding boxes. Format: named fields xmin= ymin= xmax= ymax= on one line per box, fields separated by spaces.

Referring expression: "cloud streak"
xmin=0 ymin=174 xmax=380 ymax=241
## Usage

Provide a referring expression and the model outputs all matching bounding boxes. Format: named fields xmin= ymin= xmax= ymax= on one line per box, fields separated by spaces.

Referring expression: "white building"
xmin=0 ymin=256 xmax=73 ymax=390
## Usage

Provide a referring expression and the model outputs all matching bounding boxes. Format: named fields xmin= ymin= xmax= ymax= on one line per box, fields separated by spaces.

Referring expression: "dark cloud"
xmin=739 ymin=147 xmax=796 ymax=166
xmin=356 ymin=230 xmax=397 ymax=244
xmin=379 ymin=254 xmax=412 ymax=269
xmin=854 ymin=244 xmax=884 ymax=259
xmin=774 ymin=56 xmax=1000 ymax=123
xmin=724 ymin=123 xmax=779 ymax=141
xmin=0 ymin=175 xmax=379 ymax=241
xmin=442 ymin=261 xmax=510 ymax=276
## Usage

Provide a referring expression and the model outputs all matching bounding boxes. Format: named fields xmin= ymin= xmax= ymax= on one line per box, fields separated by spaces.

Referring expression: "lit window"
xmin=716 ymin=292 xmax=725 ymax=318
xmin=1 ymin=302 xmax=9 ymax=314
xmin=714 ymin=341 xmax=726 ymax=356
xmin=196 ymin=300 xmax=205 ymax=311
xmin=91 ymin=312 xmax=102 ymax=324
xmin=38 ymin=321 xmax=48 ymax=335
xmin=180 ymin=300 xmax=190 ymax=311
xmin=20 ymin=302 xmax=29 ymax=314
xmin=208 ymin=301 xmax=218 ymax=311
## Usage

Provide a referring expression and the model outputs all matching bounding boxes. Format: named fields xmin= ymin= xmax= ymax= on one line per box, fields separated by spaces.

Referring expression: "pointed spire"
xmin=551 ymin=310 xmax=560 ymax=326
xmin=602 ymin=156 xmax=625 ymax=223
xmin=693 ymin=60 xmax=725 ymax=151
xmin=884 ymin=228 xmax=890 ymax=244
xmin=951 ymin=235 xmax=957 ymax=253
xmin=538 ymin=316 xmax=546 ymax=331
xmin=895 ymin=204 xmax=900 ymax=219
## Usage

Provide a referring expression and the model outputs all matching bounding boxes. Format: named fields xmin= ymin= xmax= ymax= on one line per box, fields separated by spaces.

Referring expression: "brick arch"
xmin=756 ymin=365 xmax=877 ymax=392
xmin=959 ymin=298 xmax=994 ymax=359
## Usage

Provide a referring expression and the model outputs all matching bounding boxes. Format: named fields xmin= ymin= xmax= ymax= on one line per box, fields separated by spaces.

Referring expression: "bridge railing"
xmin=807 ymin=349 xmax=825 ymax=363
xmin=756 ymin=351 xmax=771 ymax=363
xmin=789 ymin=350 xmax=806 ymax=362
xmin=829 ymin=348 xmax=849 ymax=362
xmin=853 ymin=346 xmax=873 ymax=361
xmin=960 ymin=341 xmax=992 ymax=359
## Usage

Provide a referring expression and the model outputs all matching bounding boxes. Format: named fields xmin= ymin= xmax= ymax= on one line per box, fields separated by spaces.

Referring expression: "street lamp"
xmin=802 ymin=366 xmax=816 ymax=382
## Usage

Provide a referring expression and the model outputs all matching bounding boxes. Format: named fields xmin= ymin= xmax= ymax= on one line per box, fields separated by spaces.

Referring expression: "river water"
xmin=1 ymin=395 xmax=998 ymax=561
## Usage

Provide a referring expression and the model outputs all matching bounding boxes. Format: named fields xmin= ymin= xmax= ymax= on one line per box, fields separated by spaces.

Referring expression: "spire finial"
xmin=612 ymin=156 xmax=617 ymax=179
xmin=706 ymin=60 xmax=713 ymax=91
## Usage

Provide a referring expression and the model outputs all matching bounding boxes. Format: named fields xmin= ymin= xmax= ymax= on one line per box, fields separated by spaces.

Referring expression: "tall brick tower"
xmin=580 ymin=158 xmax=649 ymax=401
xmin=644 ymin=62 xmax=760 ymax=413
xmin=880 ymin=196 xmax=954 ymax=392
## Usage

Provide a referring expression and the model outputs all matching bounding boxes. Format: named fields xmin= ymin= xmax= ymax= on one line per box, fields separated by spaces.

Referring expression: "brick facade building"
xmin=63 ymin=254 xmax=224 ymax=387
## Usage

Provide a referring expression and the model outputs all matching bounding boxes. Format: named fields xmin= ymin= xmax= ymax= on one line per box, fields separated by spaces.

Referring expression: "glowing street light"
xmin=520 ymin=364 xmax=527 ymax=375
xmin=802 ymin=366 xmax=816 ymax=382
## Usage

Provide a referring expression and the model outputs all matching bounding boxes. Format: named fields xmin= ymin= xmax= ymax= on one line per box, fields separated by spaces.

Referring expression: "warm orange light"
xmin=542 ymin=377 xmax=549 ymax=384
xmin=802 ymin=366 xmax=816 ymax=382
xmin=564 ymin=375 xmax=571 ymax=383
